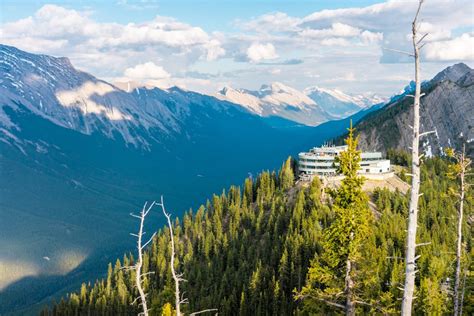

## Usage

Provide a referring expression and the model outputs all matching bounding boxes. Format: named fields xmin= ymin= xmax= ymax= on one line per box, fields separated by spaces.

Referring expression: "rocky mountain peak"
xmin=431 ymin=62 xmax=472 ymax=85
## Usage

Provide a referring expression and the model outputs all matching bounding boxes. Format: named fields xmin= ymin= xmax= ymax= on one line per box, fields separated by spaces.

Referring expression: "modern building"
xmin=298 ymin=145 xmax=391 ymax=178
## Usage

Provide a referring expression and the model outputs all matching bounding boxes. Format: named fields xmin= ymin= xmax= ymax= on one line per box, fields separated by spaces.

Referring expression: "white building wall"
xmin=298 ymin=146 xmax=391 ymax=178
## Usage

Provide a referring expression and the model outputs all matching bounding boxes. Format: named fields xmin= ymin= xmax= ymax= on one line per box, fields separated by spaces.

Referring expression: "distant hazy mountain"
xmin=216 ymin=82 xmax=333 ymax=126
xmin=304 ymin=86 xmax=385 ymax=119
xmin=216 ymin=82 xmax=384 ymax=125
xmin=352 ymin=63 xmax=474 ymax=157
xmin=0 ymin=44 xmax=366 ymax=314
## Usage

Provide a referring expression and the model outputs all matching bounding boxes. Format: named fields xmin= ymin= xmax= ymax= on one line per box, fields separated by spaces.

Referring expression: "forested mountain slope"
xmin=45 ymin=157 xmax=473 ymax=315
xmin=0 ymin=44 xmax=374 ymax=314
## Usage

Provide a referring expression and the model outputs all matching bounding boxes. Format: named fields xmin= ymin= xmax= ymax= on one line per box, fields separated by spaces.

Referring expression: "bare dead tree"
xmin=158 ymin=196 xmax=217 ymax=316
xmin=447 ymin=144 xmax=472 ymax=316
xmin=130 ymin=201 xmax=158 ymax=316
xmin=158 ymin=196 xmax=187 ymax=316
xmin=401 ymin=1 xmax=427 ymax=314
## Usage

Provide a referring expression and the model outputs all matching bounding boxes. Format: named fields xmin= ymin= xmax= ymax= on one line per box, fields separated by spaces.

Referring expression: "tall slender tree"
xmin=299 ymin=122 xmax=372 ymax=315
xmin=401 ymin=1 xmax=427 ymax=314
xmin=159 ymin=196 xmax=218 ymax=316
xmin=446 ymin=145 xmax=472 ymax=316
xmin=130 ymin=201 xmax=157 ymax=316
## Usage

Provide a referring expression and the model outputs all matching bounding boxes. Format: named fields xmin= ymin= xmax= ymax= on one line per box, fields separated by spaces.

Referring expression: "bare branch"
xmin=190 ymin=309 xmax=219 ymax=316
xmin=130 ymin=201 xmax=157 ymax=316
xmin=415 ymin=242 xmax=431 ymax=247
xmin=141 ymin=232 xmax=157 ymax=250
xmin=140 ymin=271 xmax=155 ymax=278
xmin=420 ymin=131 xmax=435 ymax=137
xmin=383 ymin=47 xmax=415 ymax=57
xmin=418 ymin=42 xmax=428 ymax=50
xmin=417 ymin=33 xmax=429 ymax=45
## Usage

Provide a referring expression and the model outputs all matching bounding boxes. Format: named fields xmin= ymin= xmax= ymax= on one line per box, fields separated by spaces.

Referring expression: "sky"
xmin=1 ymin=0 xmax=473 ymax=96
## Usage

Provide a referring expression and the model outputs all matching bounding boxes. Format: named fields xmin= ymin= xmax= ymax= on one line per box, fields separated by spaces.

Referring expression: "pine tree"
xmin=299 ymin=122 xmax=372 ymax=315
xmin=279 ymin=157 xmax=294 ymax=190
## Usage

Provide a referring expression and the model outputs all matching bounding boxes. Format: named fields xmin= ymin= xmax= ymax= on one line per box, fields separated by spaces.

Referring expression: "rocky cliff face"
xmin=355 ymin=63 xmax=474 ymax=157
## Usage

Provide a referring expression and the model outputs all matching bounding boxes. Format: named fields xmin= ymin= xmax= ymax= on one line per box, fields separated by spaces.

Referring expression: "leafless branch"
xmin=382 ymin=47 xmax=414 ymax=57
xmin=419 ymin=131 xmax=435 ymax=137
xmin=190 ymin=309 xmax=219 ymax=316
xmin=129 ymin=201 xmax=157 ymax=316
xmin=159 ymin=195 xmax=184 ymax=316
xmin=415 ymin=242 xmax=431 ymax=247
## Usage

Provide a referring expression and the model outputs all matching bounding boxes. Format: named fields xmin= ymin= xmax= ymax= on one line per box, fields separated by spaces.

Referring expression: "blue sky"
xmin=1 ymin=0 xmax=473 ymax=95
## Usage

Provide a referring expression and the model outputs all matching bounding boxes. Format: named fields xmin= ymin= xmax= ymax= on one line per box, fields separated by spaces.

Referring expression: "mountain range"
xmin=0 ymin=44 xmax=371 ymax=314
xmin=0 ymin=43 xmax=472 ymax=314
xmin=216 ymin=82 xmax=384 ymax=126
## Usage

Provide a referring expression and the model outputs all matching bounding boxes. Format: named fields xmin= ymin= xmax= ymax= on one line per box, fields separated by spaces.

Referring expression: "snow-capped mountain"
xmin=3 ymin=45 xmax=368 ymax=313
xmin=216 ymin=82 xmax=333 ymax=126
xmin=0 ymin=44 xmax=252 ymax=150
xmin=216 ymin=82 xmax=385 ymax=125
xmin=304 ymin=86 xmax=385 ymax=118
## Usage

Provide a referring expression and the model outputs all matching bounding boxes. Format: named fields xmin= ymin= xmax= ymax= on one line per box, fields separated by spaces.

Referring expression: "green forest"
xmin=43 ymin=137 xmax=473 ymax=315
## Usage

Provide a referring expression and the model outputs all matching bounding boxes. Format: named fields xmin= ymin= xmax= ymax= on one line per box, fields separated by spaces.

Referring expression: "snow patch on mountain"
xmin=0 ymin=44 xmax=243 ymax=149
xmin=56 ymin=81 xmax=132 ymax=121
xmin=217 ymin=82 xmax=332 ymax=126
xmin=304 ymin=86 xmax=385 ymax=118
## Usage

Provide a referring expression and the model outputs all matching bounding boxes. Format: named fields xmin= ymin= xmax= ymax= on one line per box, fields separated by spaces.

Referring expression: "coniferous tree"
xmin=299 ymin=122 xmax=372 ymax=315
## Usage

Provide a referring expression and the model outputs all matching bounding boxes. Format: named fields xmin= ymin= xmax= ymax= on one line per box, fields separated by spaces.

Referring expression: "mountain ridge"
xmin=216 ymin=81 xmax=384 ymax=125
xmin=351 ymin=62 xmax=474 ymax=157
xmin=0 ymin=44 xmax=369 ymax=314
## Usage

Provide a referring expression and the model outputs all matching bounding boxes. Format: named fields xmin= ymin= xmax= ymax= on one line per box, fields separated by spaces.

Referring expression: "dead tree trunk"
xmin=159 ymin=196 xmax=185 ymax=316
xmin=158 ymin=196 xmax=217 ymax=316
xmin=345 ymin=258 xmax=355 ymax=316
xmin=130 ymin=202 xmax=157 ymax=316
xmin=454 ymin=155 xmax=465 ymax=316
xmin=401 ymin=1 xmax=424 ymax=315
xmin=453 ymin=144 xmax=471 ymax=316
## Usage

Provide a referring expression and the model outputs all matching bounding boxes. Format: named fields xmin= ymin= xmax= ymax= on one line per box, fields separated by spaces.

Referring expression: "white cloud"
xmin=416 ymin=22 xmax=452 ymax=41
xmin=0 ymin=5 xmax=225 ymax=79
xmin=299 ymin=23 xmax=361 ymax=38
xmin=238 ymin=0 xmax=473 ymax=63
xmin=238 ymin=12 xmax=301 ymax=32
xmin=424 ymin=33 xmax=474 ymax=61
xmin=246 ymin=43 xmax=278 ymax=62
xmin=361 ymin=30 xmax=383 ymax=44
xmin=124 ymin=62 xmax=171 ymax=80
xmin=203 ymin=39 xmax=226 ymax=61
xmin=321 ymin=38 xmax=351 ymax=46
